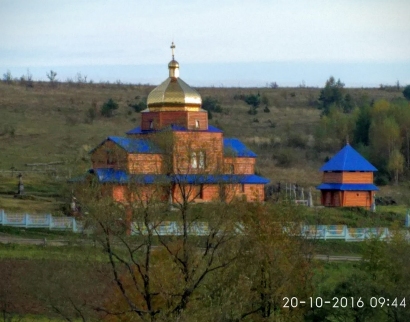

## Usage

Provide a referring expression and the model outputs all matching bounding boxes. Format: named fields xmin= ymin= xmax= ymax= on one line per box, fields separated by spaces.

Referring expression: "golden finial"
xmin=170 ymin=42 xmax=175 ymax=60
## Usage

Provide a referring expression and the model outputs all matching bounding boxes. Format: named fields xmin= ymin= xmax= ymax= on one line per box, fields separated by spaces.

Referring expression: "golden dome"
xmin=168 ymin=60 xmax=179 ymax=69
xmin=147 ymin=43 xmax=202 ymax=111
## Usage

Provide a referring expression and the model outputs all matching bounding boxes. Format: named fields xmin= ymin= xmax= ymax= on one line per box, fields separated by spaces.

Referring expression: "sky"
xmin=1 ymin=0 xmax=410 ymax=87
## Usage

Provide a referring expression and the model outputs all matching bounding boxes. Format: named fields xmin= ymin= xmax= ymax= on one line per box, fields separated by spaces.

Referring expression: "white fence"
xmin=0 ymin=209 xmax=82 ymax=232
xmin=1 ymin=209 xmax=409 ymax=241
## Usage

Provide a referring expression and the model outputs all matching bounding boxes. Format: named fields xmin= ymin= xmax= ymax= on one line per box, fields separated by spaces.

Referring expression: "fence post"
xmin=0 ymin=209 xmax=4 ymax=226
xmin=48 ymin=214 xmax=53 ymax=230
xmin=324 ymin=226 xmax=327 ymax=241
xmin=343 ymin=225 xmax=348 ymax=241
xmin=72 ymin=217 xmax=77 ymax=233
xmin=25 ymin=213 xmax=30 ymax=228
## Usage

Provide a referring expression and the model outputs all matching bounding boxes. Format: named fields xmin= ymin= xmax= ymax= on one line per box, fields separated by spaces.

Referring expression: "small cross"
xmin=170 ymin=42 xmax=175 ymax=60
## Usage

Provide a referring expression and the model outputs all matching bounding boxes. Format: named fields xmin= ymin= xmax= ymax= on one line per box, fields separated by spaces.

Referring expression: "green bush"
xmin=101 ymin=98 xmax=119 ymax=117
xmin=403 ymin=85 xmax=410 ymax=101
xmin=287 ymin=134 xmax=307 ymax=149
xmin=273 ymin=149 xmax=294 ymax=168
xmin=202 ymin=96 xmax=223 ymax=113
xmin=130 ymin=101 xmax=147 ymax=113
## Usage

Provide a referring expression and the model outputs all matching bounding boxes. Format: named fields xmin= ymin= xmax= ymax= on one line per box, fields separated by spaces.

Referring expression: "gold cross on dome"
xmin=170 ymin=42 xmax=175 ymax=60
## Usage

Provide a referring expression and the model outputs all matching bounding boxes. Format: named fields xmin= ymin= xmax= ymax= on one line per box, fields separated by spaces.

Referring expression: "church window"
xmin=191 ymin=152 xmax=197 ymax=168
xmin=190 ymin=151 xmax=206 ymax=169
xmin=149 ymin=120 xmax=154 ymax=129
xmin=199 ymin=151 xmax=206 ymax=169
xmin=195 ymin=120 xmax=200 ymax=129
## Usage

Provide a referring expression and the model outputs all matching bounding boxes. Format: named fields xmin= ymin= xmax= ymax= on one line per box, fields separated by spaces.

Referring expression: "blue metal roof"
xmin=316 ymin=183 xmax=379 ymax=191
xmin=125 ymin=125 xmax=223 ymax=135
xmin=91 ymin=169 xmax=170 ymax=184
xmin=91 ymin=136 xmax=162 ymax=154
xmin=125 ymin=126 xmax=147 ymax=135
xmin=172 ymin=174 xmax=269 ymax=184
xmin=223 ymin=138 xmax=257 ymax=157
xmin=89 ymin=169 xmax=269 ymax=185
xmin=320 ymin=144 xmax=377 ymax=172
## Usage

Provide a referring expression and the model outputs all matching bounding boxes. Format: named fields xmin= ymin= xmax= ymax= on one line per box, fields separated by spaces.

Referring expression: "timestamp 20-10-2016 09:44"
xmin=283 ymin=297 xmax=406 ymax=309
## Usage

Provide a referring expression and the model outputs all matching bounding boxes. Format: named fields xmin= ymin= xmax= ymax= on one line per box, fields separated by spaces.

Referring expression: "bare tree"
xmin=46 ymin=70 xmax=58 ymax=86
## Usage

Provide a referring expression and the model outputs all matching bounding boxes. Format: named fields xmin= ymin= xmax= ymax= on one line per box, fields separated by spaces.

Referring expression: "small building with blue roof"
xmin=317 ymin=144 xmax=378 ymax=208
xmin=84 ymin=45 xmax=269 ymax=204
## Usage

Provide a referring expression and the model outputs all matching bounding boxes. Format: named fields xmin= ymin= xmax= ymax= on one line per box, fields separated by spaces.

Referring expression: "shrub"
xmin=273 ymin=149 xmax=294 ymax=168
xmin=202 ymin=96 xmax=222 ymax=113
xmin=403 ymin=85 xmax=410 ymax=101
xmin=130 ymin=101 xmax=147 ymax=113
xmin=287 ymin=134 xmax=307 ymax=149
xmin=101 ymin=98 xmax=119 ymax=117
xmin=85 ymin=107 xmax=97 ymax=124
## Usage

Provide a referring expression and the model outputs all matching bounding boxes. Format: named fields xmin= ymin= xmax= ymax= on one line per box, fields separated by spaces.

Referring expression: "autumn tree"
xmin=315 ymin=106 xmax=357 ymax=151
xmin=369 ymin=115 xmax=401 ymax=168
xmin=388 ymin=149 xmax=404 ymax=185
xmin=391 ymin=100 xmax=410 ymax=169
xmin=196 ymin=202 xmax=315 ymax=321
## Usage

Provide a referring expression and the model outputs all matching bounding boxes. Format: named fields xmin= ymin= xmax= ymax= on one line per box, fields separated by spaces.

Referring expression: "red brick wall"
xmin=113 ymin=185 xmax=168 ymax=203
xmin=91 ymin=141 xmax=127 ymax=170
xmin=173 ymin=132 xmax=223 ymax=173
xmin=224 ymin=157 xmax=255 ymax=174
xmin=187 ymin=111 xmax=208 ymax=130
xmin=171 ymin=183 xmax=264 ymax=203
xmin=141 ymin=111 xmax=209 ymax=131
xmin=243 ymin=184 xmax=265 ymax=201
xmin=128 ymin=154 xmax=163 ymax=174
xmin=141 ymin=112 xmax=160 ymax=131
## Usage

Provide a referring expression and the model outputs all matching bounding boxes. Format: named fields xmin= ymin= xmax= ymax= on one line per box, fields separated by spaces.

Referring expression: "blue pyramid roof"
xmin=320 ymin=144 xmax=377 ymax=172
xmin=90 ymin=136 xmax=162 ymax=154
xmin=223 ymin=138 xmax=257 ymax=157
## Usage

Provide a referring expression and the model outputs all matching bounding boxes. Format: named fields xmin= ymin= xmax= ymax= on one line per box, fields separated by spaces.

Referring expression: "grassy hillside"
xmin=0 ymin=80 xmax=407 ymax=212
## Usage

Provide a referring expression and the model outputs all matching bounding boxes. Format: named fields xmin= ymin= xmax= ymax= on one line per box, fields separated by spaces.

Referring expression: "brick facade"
xmin=89 ymin=58 xmax=269 ymax=205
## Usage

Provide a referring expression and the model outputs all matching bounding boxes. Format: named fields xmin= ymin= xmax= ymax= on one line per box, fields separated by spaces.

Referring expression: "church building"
xmin=87 ymin=43 xmax=269 ymax=204
xmin=317 ymin=144 xmax=378 ymax=209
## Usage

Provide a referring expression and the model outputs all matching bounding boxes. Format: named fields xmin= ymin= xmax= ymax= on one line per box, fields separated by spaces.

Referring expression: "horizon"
xmin=4 ymin=60 xmax=410 ymax=88
xmin=2 ymin=0 xmax=409 ymax=88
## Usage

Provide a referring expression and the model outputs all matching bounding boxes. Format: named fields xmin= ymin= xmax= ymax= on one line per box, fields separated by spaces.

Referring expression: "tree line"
xmin=315 ymin=77 xmax=410 ymax=185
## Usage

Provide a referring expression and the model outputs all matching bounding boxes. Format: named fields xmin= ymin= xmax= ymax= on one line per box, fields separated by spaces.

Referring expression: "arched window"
xmin=195 ymin=120 xmax=200 ymax=129
xmin=149 ymin=120 xmax=154 ymax=129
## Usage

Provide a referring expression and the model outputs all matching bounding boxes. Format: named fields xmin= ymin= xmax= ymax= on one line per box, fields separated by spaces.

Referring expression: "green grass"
xmin=0 ymin=243 xmax=105 ymax=261
xmin=3 ymin=314 xmax=72 ymax=322
xmin=311 ymin=240 xmax=363 ymax=256
xmin=0 ymin=225 xmax=80 ymax=239
xmin=302 ymin=205 xmax=406 ymax=227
